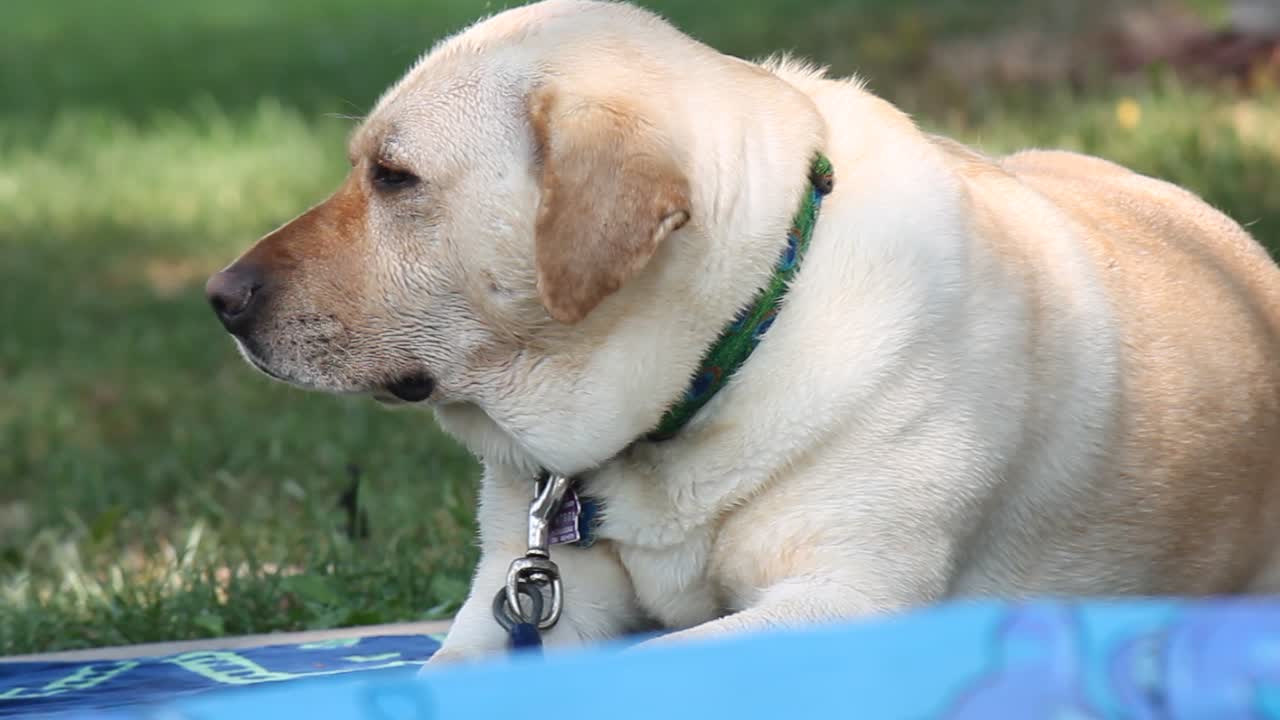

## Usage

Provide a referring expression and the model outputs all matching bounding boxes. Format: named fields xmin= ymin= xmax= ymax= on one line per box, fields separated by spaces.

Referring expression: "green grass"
xmin=2 ymin=0 xmax=1277 ymax=655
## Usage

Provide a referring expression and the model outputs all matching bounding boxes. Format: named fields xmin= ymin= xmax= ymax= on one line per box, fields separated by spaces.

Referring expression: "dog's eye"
xmin=372 ymin=161 xmax=419 ymax=190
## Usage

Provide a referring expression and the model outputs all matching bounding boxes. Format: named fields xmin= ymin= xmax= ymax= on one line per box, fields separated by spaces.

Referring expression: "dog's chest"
xmin=614 ymin=532 xmax=725 ymax=630
xmin=585 ymin=458 xmax=782 ymax=629
xmin=608 ymin=514 xmax=792 ymax=630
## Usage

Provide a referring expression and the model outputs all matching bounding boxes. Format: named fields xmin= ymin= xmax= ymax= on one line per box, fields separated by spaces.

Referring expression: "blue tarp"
xmin=0 ymin=633 xmax=442 ymax=718
xmin=5 ymin=599 xmax=1280 ymax=719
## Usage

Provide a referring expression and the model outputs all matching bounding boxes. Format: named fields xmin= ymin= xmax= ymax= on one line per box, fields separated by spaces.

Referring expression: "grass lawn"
xmin=2 ymin=0 xmax=1277 ymax=655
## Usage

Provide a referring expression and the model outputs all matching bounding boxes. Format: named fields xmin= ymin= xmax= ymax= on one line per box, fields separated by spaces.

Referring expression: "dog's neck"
xmin=645 ymin=154 xmax=834 ymax=442
xmin=540 ymin=156 xmax=834 ymax=548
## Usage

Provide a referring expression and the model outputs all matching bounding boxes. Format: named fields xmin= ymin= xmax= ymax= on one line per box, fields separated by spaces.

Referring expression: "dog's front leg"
xmin=592 ymin=428 xmax=976 ymax=647
xmin=632 ymin=577 xmax=908 ymax=649
xmin=426 ymin=463 xmax=644 ymax=666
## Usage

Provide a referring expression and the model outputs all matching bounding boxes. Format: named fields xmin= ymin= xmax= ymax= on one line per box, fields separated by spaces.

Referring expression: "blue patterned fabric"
xmin=7 ymin=599 xmax=1280 ymax=719
xmin=0 ymin=633 xmax=441 ymax=718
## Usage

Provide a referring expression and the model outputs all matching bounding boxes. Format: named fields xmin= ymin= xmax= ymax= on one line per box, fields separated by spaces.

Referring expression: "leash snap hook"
xmin=503 ymin=554 xmax=563 ymax=630
xmin=526 ymin=472 xmax=572 ymax=554
xmin=492 ymin=472 xmax=571 ymax=637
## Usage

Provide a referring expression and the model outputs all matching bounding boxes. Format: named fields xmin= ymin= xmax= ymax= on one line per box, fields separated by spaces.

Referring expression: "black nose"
xmin=205 ymin=266 xmax=263 ymax=335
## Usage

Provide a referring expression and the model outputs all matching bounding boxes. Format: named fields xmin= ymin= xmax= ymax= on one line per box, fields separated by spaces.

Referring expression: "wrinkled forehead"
xmin=349 ymin=59 xmax=534 ymax=175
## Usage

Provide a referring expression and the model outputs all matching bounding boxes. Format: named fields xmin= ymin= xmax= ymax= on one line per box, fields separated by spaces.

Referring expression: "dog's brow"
xmin=377 ymin=134 xmax=406 ymax=166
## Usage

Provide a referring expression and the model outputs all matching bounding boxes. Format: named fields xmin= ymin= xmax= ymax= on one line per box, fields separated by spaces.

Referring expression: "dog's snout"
xmin=205 ymin=266 xmax=264 ymax=335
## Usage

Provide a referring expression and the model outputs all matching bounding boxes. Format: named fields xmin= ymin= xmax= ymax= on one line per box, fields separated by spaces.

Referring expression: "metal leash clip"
xmin=492 ymin=472 xmax=570 ymax=637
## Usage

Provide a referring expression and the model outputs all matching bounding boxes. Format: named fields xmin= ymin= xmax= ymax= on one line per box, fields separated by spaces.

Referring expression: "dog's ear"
xmin=528 ymin=84 xmax=691 ymax=324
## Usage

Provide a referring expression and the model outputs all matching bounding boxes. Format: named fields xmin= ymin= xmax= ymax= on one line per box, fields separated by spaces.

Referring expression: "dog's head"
xmin=206 ymin=0 xmax=824 ymax=473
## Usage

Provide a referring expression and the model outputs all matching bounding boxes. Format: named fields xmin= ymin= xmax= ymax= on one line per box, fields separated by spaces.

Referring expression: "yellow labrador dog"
xmin=207 ymin=0 xmax=1280 ymax=663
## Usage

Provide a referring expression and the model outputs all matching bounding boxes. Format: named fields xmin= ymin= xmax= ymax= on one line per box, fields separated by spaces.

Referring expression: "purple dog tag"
xmin=548 ymin=489 xmax=582 ymax=545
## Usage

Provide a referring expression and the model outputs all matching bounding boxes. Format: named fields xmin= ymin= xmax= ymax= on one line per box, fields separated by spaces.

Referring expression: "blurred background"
xmin=1 ymin=0 xmax=1277 ymax=655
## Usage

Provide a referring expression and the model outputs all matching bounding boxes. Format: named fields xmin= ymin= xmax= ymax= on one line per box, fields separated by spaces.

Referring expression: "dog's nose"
xmin=205 ymin=266 xmax=263 ymax=335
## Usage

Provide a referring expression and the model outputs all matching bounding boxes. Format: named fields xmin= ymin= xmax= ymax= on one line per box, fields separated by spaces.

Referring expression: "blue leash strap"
xmin=492 ymin=578 xmax=547 ymax=655
xmin=508 ymin=622 xmax=543 ymax=652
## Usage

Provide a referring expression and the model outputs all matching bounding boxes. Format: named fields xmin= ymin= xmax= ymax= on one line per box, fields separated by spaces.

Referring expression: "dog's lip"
xmin=249 ymin=357 xmax=288 ymax=382
xmin=235 ymin=339 xmax=291 ymax=383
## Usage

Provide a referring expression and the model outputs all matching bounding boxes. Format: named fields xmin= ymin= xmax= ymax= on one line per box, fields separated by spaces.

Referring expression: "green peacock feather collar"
xmin=647 ymin=154 xmax=834 ymax=442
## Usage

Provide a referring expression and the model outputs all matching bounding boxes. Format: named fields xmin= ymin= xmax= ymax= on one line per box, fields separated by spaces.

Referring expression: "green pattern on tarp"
xmin=0 ymin=660 xmax=141 ymax=700
xmin=166 ymin=649 xmax=417 ymax=685
xmin=647 ymin=154 xmax=835 ymax=441
xmin=341 ymin=653 xmax=401 ymax=663
xmin=298 ymin=638 xmax=361 ymax=650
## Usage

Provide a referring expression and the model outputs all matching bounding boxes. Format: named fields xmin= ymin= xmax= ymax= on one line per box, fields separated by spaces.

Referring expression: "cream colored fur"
xmin=210 ymin=0 xmax=1280 ymax=665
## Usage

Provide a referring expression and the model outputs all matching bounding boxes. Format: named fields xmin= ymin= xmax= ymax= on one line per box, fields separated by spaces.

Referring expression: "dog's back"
xmin=998 ymin=149 xmax=1280 ymax=593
